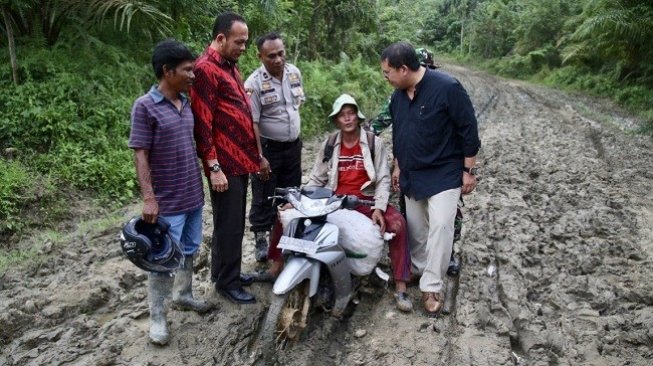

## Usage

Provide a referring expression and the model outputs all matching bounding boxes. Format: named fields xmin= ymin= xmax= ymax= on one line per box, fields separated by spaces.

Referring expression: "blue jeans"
xmin=161 ymin=207 xmax=203 ymax=256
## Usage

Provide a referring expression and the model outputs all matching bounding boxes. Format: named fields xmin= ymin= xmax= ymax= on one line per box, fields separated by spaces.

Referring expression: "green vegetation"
xmin=422 ymin=0 xmax=653 ymax=133
xmin=1 ymin=0 xmax=651 ymax=241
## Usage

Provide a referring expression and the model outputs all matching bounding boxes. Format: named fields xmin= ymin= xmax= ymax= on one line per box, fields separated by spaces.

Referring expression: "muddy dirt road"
xmin=1 ymin=65 xmax=652 ymax=366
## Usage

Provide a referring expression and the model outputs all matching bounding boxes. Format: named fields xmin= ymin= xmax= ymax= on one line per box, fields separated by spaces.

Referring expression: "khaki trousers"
xmin=405 ymin=188 xmax=461 ymax=293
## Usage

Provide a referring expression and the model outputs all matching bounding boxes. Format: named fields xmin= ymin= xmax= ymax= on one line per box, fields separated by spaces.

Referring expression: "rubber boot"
xmin=254 ymin=231 xmax=268 ymax=262
xmin=148 ymin=272 xmax=174 ymax=345
xmin=172 ymin=256 xmax=212 ymax=313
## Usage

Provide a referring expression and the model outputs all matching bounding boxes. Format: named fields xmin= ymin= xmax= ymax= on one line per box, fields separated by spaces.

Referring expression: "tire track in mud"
xmin=2 ymin=65 xmax=652 ymax=366
xmin=453 ymin=69 xmax=653 ymax=365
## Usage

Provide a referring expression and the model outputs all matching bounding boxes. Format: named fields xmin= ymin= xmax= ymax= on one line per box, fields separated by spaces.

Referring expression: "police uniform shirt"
xmin=245 ymin=63 xmax=305 ymax=142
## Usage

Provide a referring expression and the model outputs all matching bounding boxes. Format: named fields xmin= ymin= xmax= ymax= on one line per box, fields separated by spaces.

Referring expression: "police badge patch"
xmin=261 ymin=81 xmax=273 ymax=91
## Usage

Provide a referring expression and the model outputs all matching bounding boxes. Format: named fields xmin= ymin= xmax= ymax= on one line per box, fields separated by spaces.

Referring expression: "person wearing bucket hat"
xmin=254 ymin=93 xmax=415 ymax=313
xmin=381 ymin=41 xmax=481 ymax=317
xmin=128 ymin=39 xmax=212 ymax=345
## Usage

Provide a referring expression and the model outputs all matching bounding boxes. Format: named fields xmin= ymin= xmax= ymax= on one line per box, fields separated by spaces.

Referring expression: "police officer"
xmin=245 ymin=32 xmax=305 ymax=262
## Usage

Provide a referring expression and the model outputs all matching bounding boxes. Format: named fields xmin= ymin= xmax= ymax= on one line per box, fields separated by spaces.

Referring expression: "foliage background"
xmin=0 ymin=0 xmax=651 ymax=239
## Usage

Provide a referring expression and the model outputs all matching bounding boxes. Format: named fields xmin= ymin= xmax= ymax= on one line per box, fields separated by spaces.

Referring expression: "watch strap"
xmin=463 ymin=167 xmax=477 ymax=175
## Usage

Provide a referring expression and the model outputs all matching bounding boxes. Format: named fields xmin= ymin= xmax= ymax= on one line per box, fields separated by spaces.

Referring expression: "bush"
xmin=298 ymin=54 xmax=392 ymax=137
xmin=0 ymin=160 xmax=59 ymax=238
xmin=543 ymin=66 xmax=653 ymax=134
xmin=0 ymin=42 xmax=149 ymax=240
xmin=0 ymin=43 xmax=148 ymax=206
xmin=0 ymin=160 xmax=31 ymax=234
xmin=39 ymin=142 xmax=136 ymax=204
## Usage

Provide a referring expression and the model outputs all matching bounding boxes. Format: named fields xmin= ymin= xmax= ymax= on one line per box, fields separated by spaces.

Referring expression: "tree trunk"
xmin=459 ymin=20 xmax=464 ymax=55
xmin=1 ymin=6 xmax=19 ymax=85
xmin=468 ymin=25 xmax=472 ymax=55
xmin=307 ymin=0 xmax=322 ymax=60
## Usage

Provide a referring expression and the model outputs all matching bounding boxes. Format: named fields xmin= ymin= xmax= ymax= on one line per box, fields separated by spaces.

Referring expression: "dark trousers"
xmin=249 ymin=138 xmax=302 ymax=233
xmin=209 ymin=174 xmax=248 ymax=290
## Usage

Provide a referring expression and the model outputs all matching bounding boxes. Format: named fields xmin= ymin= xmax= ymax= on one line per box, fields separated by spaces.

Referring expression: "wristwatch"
xmin=463 ymin=166 xmax=478 ymax=176
xmin=210 ymin=163 xmax=222 ymax=173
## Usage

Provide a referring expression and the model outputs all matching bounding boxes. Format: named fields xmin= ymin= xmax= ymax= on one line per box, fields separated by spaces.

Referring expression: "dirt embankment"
xmin=1 ymin=65 xmax=652 ymax=366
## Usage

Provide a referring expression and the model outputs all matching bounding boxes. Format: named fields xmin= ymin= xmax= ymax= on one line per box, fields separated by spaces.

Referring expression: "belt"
xmin=263 ymin=138 xmax=300 ymax=149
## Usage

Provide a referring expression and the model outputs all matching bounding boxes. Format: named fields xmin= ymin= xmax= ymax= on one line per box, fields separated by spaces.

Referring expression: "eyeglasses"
xmin=382 ymin=65 xmax=403 ymax=77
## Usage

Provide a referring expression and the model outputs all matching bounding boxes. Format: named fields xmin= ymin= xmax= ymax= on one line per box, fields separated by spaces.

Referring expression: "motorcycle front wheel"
xmin=257 ymin=280 xmax=311 ymax=363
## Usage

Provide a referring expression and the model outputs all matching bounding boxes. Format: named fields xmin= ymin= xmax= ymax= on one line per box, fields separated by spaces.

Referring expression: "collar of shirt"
xmin=259 ymin=64 xmax=291 ymax=81
xmin=401 ymin=67 xmax=429 ymax=101
xmin=148 ymin=85 xmax=188 ymax=106
xmin=205 ymin=47 xmax=236 ymax=69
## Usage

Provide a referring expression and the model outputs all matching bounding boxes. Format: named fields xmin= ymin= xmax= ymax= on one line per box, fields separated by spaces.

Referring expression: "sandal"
xmin=394 ymin=292 xmax=413 ymax=312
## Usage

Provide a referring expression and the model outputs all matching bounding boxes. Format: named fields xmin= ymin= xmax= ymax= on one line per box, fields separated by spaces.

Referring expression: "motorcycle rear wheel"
xmin=258 ymin=280 xmax=310 ymax=362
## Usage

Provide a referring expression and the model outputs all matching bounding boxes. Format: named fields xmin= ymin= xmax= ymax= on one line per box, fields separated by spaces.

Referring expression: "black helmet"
xmin=120 ymin=216 xmax=184 ymax=273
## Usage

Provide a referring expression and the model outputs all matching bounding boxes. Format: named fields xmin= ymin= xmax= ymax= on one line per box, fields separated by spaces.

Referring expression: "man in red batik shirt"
xmin=190 ymin=11 xmax=271 ymax=304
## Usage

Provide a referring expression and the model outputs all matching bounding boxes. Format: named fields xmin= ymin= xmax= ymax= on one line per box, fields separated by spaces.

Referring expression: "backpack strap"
xmin=323 ymin=130 xmax=376 ymax=163
xmin=322 ymin=132 xmax=339 ymax=163
xmin=366 ymin=130 xmax=375 ymax=162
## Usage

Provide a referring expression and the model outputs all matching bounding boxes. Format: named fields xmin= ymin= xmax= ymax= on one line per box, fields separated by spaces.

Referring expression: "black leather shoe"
xmin=217 ymin=287 xmax=256 ymax=304
xmin=240 ymin=273 xmax=254 ymax=286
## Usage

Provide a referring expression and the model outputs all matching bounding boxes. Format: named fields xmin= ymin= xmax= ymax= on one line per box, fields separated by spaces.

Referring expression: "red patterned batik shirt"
xmin=190 ymin=47 xmax=260 ymax=177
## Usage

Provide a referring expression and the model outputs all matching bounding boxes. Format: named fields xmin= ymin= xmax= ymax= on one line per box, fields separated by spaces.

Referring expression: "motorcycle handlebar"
xmin=358 ymin=199 xmax=375 ymax=206
xmin=269 ymin=187 xmax=296 ymax=201
xmin=343 ymin=195 xmax=375 ymax=209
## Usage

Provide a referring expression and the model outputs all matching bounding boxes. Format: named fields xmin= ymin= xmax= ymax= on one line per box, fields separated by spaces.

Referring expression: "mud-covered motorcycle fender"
xmin=313 ymin=249 xmax=352 ymax=314
xmin=272 ymin=257 xmax=320 ymax=296
xmin=272 ymin=252 xmax=353 ymax=315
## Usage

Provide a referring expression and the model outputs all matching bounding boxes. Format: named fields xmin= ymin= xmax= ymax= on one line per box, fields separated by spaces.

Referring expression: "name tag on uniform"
xmin=288 ymin=73 xmax=299 ymax=83
xmin=262 ymin=94 xmax=280 ymax=105
xmin=261 ymin=88 xmax=276 ymax=95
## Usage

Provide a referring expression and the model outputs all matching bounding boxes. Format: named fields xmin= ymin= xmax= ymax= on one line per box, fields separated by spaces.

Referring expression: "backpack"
xmin=322 ymin=130 xmax=376 ymax=163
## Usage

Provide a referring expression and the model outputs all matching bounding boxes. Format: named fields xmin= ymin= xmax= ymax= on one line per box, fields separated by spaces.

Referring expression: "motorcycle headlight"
xmin=289 ymin=195 xmax=341 ymax=216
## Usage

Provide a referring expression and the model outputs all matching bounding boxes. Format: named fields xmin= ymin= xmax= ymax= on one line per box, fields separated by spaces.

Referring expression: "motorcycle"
xmin=255 ymin=186 xmax=376 ymax=360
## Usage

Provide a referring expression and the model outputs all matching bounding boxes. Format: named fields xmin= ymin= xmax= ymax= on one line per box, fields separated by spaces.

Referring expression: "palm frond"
xmin=87 ymin=0 xmax=172 ymax=35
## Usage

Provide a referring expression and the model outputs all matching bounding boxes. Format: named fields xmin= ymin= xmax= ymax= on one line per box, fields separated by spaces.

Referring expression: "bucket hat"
xmin=328 ymin=94 xmax=366 ymax=121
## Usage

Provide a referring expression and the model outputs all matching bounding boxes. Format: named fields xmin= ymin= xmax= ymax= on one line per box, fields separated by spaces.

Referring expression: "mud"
xmin=1 ymin=65 xmax=652 ymax=366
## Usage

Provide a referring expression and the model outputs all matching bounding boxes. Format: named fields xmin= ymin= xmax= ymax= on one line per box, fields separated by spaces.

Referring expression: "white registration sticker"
xmin=278 ymin=236 xmax=318 ymax=255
